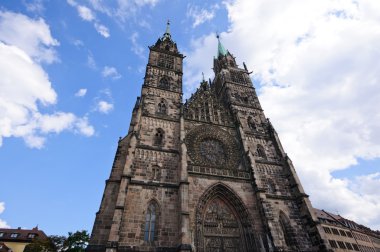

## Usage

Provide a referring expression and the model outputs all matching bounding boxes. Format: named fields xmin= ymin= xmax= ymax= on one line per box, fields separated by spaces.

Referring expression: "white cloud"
xmin=97 ymin=101 xmax=114 ymax=114
xmin=94 ymin=23 xmax=110 ymax=38
xmin=0 ymin=202 xmax=10 ymax=228
xmin=185 ymin=0 xmax=380 ymax=230
xmin=130 ymin=32 xmax=144 ymax=58
xmin=88 ymin=0 xmax=159 ymax=23
xmin=75 ymin=88 xmax=87 ymax=97
xmin=66 ymin=0 xmax=110 ymax=38
xmin=0 ymin=11 xmax=95 ymax=148
xmin=77 ymin=5 xmax=95 ymax=21
xmin=0 ymin=10 xmax=59 ymax=63
xmin=24 ymin=0 xmax=45 ymax=14
xmin=187 ymin=4 xmax=219 ymax=28
xmin=102 ymin=66 xmax=121 ymax=80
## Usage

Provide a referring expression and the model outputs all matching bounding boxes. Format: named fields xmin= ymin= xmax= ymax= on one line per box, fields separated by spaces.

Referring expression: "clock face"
xmin=199 ymin=139 xmax=227 ymax=166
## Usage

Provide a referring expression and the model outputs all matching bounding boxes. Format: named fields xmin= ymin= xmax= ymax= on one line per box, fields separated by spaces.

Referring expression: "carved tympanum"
xmin=202 ymin=198 xmax=241 ymax=252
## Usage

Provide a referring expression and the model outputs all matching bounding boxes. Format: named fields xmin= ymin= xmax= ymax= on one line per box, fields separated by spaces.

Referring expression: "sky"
xmin=1 ymin=0 xmax=380 ymax=236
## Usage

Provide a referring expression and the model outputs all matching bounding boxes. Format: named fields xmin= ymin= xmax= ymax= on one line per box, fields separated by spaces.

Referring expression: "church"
xmin=86 ymin=22 xmax=331 ymax=252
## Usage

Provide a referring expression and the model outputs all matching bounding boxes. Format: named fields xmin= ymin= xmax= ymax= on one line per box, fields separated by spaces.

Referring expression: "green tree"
xmin=63 ymin=230 xmax=89 ymax=252
xmin=24 ymin=231 xmax=89 ymax=252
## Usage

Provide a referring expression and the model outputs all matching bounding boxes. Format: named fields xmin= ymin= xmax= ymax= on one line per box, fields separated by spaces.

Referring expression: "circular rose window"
xmin=199 ymin=139 xmax=227 ymax=166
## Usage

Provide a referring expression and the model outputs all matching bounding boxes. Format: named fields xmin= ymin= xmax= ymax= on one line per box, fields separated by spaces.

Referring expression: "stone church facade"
xmin=87 ymin=23 xmax=332 ymax=252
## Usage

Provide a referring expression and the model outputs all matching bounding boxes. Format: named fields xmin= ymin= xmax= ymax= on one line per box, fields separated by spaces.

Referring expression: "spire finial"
xmin=202 ymin=72 xmax=205 ymax=81
xmin=163 ymin=19 xmax=171 ymax=40
xmin=216 ymin=33 xmax=227 ymax=57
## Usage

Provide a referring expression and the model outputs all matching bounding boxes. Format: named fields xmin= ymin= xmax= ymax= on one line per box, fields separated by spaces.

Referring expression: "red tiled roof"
xmin=0 ymin=227 xmax=48 ymax=243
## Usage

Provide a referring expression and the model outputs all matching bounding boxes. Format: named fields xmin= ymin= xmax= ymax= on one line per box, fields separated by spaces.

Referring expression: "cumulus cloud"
xmin=187 ymin=4 xmax=219 ymax=28
xmin=185 ymin=0 xmax=380 ymax=230
xmin=67 ymin=0 xmax=110 ymax=38
xmin=102 ymin=66 xmax=121 ymax=80
xmin=97 ymin=101 xmax=114 ymax=114
xmin=0 ymin=10 xmax=59 ymax=63
xmin=75 ymin=88 xmax=87 ymax=97
xmin=0 ymin=202 xmax=10 ymax=228
xmin=0 ymin=11 xmax=94 ymax=148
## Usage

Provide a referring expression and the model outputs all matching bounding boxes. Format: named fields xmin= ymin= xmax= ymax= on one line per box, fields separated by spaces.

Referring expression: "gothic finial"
xmin=202 ymin=72 xmax=205 ymax=81
xmin=216 ymin=33 xmax=227 ymax=57
xmin=163 ymin=19 xmax=171 ymax=40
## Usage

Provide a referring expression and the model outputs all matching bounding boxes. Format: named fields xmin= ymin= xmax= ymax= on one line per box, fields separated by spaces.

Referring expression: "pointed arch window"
xmin=247 ymin=116 xmax=256 ymax=131
xmin=257 ymin=144 xmax=267 ymax=159
xmin=158 ymin=77 xmax=170 ymax=89
xmin=279 ymin=212 xmax=297 ymax=248
xmin=157 ymin=99 xmax=167 ymax=114
xmin=154 ymin=128 xmax=164 ymax=146
xmin=144 ymin=203 xmax=157 ymax=242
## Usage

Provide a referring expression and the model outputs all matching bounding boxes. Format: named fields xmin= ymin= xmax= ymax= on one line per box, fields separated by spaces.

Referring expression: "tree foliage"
xmin=24 ymin=230 xmax=89 ymax=252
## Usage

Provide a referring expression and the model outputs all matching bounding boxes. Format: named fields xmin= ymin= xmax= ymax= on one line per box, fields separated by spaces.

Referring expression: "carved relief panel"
xmin=201 ymin=198 xmax=242 ymax=252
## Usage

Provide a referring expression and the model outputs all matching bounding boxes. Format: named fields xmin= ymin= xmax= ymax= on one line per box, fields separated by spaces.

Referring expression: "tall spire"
xmin=216 ymin=34 xmax=227 ymax=57
xmin=163 ymin=20 xmax=171 ymax=40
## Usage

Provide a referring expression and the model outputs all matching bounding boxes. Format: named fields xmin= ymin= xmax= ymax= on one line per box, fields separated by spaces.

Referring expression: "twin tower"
xmin=87 ymin=23 xmax=330 ymax=252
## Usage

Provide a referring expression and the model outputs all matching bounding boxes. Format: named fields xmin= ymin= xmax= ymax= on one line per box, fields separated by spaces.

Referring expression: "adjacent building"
xmin=0 ymin=227 xmax=47 ymax=252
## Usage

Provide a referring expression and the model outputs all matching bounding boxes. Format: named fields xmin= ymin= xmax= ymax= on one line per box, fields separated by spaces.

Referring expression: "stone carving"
xmin=185 ymin=125 xmax=240 ymax=169
xmin=199 ymin=139 xmax=226 ymax=166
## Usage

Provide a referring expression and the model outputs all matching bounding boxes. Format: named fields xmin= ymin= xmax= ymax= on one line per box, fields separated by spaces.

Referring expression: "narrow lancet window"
xmin=144 ymin=203 xmax=157 ymax=242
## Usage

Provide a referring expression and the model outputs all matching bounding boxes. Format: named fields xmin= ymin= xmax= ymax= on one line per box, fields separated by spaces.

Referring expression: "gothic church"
xmin=87 ymin=23 xmax=331 ymax=252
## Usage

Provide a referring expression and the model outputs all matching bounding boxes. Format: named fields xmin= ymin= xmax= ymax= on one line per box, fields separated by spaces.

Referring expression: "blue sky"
xmin=1 ymin=0 xmax=380 ymax=235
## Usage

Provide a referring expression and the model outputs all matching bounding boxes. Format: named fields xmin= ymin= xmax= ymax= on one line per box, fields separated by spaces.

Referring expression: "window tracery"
xmin=154 ymin=128 xmax=164 ymax=146
xmin=157 ymin=99 xmax=167 ymax=114
xmin=257 ymin=144 xmax=267 ymax=159
xmin=158 ymin=77 xmax=170 ymax=89
xmin=158 ymin=54 xmax=174 ymax=69
xmin=144 ymin=203 xmax=157 ymax=242
xmin=279 ymin=212 xmax=298 ymax=248
xmin=230 ymin=70 xmax=247 ymax=84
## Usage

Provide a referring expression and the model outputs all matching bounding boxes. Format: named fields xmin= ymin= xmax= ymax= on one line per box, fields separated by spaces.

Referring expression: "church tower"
xmin=87 ymin=24 xmax=330 ymax=252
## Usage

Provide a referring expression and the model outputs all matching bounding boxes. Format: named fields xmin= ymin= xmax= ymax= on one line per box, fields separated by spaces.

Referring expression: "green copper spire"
xmin=217 ymin=34 xmax=227 ymax=57
xmin=163 ymin=20 xmax=171 ymax=40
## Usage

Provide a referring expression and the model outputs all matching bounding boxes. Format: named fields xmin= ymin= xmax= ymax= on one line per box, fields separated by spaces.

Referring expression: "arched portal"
xmin=195 ymin=183 xmax=256 ymax=252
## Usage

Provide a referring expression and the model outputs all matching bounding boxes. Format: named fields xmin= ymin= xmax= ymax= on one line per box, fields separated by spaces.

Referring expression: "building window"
xmin=230 ymin=70 xmax=246 ymax=84
xmin=144 ymin=203 xmax=157 ymax=242
xmin=339 ymin=229 xmax=347 ymax=236
xmin=337 ymin=241 xmax=346 ymax=249
xmin=257 ymin=144 xmax=267 ymax=159
xmin=158 ymin=54 xmax=174 ymax=69
xmin=0 ymin=232 xmax=4 ymax=237
xmin=352 ymin=243 xmax=359 ymax=251
xmin=10 ymin=233 xmax=19 ymax=238
xmin=154 ymin=128 xmax=164 ymax=146
xmin=158 ymin=77 xmax=170 ymax=90
xmin=267 ymin=179 xmax=275 ymax=194
xmin=28 ymin=233 xmax=37 ymax=239
xmin=157 ymin=99 xmax=167 ymax=114
xmin=329 ymin=240 xmax=338 ymax=248
xmin=345 ymin=242 xmax=354 ymax=250
xmin=331 ymin=228 xmax=339 ymax=235
xmin=323 ymin=227 xmax=332 ymax=234
xmin=279 ymin=212 xmax=297 ymax=248
xmin=346 ymin=231 xmax=353 ymax=237
xmin=247 ymin=116 xmax=256 ymax=131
